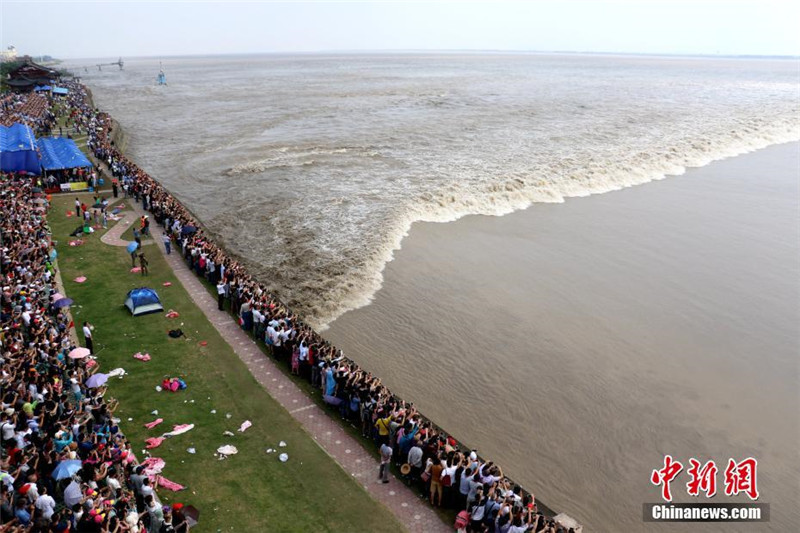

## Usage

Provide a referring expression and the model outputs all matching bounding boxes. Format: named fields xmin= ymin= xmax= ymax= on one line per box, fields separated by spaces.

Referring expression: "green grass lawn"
xmin=48 ymin=195 xmax=403 ymax=532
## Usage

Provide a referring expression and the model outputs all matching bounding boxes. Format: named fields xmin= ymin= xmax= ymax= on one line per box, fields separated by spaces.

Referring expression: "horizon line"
xmin=51 ymin=48 xmax=800 ymax=62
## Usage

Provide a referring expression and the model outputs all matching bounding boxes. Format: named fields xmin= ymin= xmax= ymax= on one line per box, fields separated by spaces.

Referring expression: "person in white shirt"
xmin=279 ymin=326 xmax=293 ymax=345
xmin=266 ymin=324 xmax=278 ymax=349
xmin=35 ymin=488 xmax=56 ymax=521
xmin=216 ymin=281 xmax=226 ymax=311
xmin=140 ymin=477 xmax=154 ymax=500
xmin=298 ymin=341 xmax=309 ymax=363
xmin=82 ymin=322 xmax=94 ymax=354
xmin=1 ymin=412 xmax=15 ymax=446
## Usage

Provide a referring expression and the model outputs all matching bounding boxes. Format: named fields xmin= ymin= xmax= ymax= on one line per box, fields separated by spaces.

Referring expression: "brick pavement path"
xmin=101 ymin=201 xmax=450 ymax=533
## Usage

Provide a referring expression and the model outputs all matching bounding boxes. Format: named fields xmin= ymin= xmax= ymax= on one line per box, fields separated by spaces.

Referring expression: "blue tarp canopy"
xmin=37 ymin=137 xmax=92 ymax=171
xmin=0 ymin=123 xmax=40 ymax=174
xmin=34 ymin=85 xmax=53 ymax=92
xmin=124 ymin=287 xmax=164 ymax=316
xmin=52 ymin=87 xmax=69 ymax=95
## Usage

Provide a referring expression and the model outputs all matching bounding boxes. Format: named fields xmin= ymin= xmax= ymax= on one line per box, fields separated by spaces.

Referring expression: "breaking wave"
xmin=82 ymin=54 xmax=800 ymax=330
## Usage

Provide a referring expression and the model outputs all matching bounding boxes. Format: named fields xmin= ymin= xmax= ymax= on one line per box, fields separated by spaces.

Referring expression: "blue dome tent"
xmin=124 ymin=287 xmax=164 ymax=316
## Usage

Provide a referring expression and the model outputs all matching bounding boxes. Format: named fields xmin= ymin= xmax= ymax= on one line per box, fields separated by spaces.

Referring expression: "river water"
xmin=75 ymin=54 xmax=800 ymax=530
xmin=327 ymin=142 xmax=800 ymax=531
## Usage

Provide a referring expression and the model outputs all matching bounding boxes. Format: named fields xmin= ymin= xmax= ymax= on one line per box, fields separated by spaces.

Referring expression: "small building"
xmin=5 ymin=60 xmax=58 ymax=92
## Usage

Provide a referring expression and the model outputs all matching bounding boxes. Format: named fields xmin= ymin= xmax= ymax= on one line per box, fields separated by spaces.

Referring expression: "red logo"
xmin=652 ymin=456 xmax=759 ymax=501
xmin=651 ymin=455 xmax=684 ymax=502
xmin=724 ymin=457 xmax=759 ymax=500
xmin=686 ymin=459 xmax=718 ymax=498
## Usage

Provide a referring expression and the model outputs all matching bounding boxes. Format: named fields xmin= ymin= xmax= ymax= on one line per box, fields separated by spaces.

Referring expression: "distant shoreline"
xmin=62 ymin=49 xmax=800 ymax=63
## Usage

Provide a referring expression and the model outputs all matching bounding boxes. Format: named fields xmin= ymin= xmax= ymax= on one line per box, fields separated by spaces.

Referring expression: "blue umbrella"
xmin=52 ymin=459 xmax=82 ymax=480
xmin=180 ymin=225 xmax=197 ymax=236
xmin=53 ymin=298 xmax=74 ymax=309
xmin=126 ymin=242 xmax=139 ymax=254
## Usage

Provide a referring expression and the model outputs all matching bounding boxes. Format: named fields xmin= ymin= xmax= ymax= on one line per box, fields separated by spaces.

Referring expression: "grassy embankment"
xmin=48 ymin=195 xmax=402 ymax=532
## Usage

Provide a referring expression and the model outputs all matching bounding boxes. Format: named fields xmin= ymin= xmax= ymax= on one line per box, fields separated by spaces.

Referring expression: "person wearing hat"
xmin=171 ymin=503 xmax=189 ymax=533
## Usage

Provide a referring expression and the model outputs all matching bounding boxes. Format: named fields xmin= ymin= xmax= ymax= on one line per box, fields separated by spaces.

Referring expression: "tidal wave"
xmin=80 ymin=53 xmax=800 ymax=329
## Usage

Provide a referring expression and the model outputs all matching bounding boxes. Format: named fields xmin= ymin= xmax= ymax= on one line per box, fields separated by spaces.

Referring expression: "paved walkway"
xmin=102 ymin=201 xmax=449 ymax=533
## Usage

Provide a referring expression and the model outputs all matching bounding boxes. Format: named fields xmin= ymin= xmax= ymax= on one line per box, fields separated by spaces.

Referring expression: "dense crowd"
xmin=56 ymin=80 xmax=580 ymax=532
xmin=0 ymin=93 xmax=55 ymax=134
xmin=0 ymin=171 xmax=190 ymax=532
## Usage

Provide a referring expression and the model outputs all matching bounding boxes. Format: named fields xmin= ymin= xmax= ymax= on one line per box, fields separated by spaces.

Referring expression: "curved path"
xmin=100 ymin=200 xmax=154 ymax=248
xmin=102 ymin=200 xmax=449 ymax=533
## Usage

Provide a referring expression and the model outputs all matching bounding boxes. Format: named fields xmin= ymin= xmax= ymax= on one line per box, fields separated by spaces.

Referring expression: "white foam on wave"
xmin=81 ymin=54 xmax=800 ymax=331
xmin=316 ymin=121 xmax=800 ymax=331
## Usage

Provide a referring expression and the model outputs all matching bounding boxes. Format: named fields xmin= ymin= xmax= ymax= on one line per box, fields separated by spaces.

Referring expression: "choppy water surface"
xmin=76 ymin=54 xmax=800 ymax=531
xmin=78 ymin=53 xmax=799 ymax=328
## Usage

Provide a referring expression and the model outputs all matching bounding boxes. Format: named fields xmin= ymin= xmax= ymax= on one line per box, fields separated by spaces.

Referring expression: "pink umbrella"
xmin=68 ymin=347 xmax=91 ymax=359
xmin=52 ymin=293 xmax=65 ymax=302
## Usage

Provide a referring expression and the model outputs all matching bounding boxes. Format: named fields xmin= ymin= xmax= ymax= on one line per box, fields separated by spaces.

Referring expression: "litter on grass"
xmin=163 ymin=424 xmax=194 ymax=437
xmin=156 ymin=476 xmax=186 ymax=492
xmin=146 ymin=437 xmax=165 ymax=449
xmin=108 ymin=368 xmax=126 ymax=378
xmin=238 ymin=421 xmax=252 ymax=433
xmin=144 ymin=418 xmax=164 ymax=429
xmin=279 ymin=453 xmax=289 ymax=463
xmin=216 ymin=445 xmax=238 ymax=459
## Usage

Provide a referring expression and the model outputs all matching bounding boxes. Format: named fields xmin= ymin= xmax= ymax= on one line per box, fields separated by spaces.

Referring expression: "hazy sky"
xmin=1 ymin=0 xmax=798 ymax=58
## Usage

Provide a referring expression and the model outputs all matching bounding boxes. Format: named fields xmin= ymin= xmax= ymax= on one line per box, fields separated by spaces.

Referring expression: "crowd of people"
xmin=0 ymin=93 xmax=55 ymax=135
xmin=0 ymin=171 xmax=190 ymax=532
xmin=54 ymin=79 xmax=580 ymax=533
xmin=1 ymin=87 xmax=96 ymax=188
